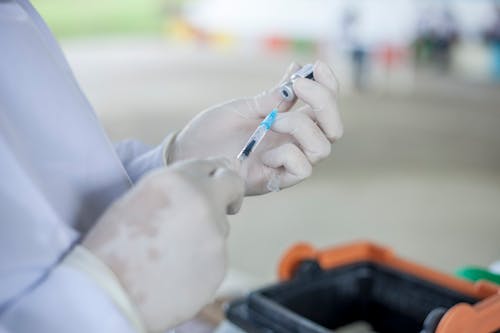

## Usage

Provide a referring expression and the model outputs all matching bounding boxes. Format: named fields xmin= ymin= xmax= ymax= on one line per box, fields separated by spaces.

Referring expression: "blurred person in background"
xmin=417 ymin=6 xmax=459 ymax=73
xmin=433 ymin=8 xmax=459 ymax=73
xmin=484 ymin=3 xmax=500 ymax=81
xmin=341 ymin=7 xmax=370 ymax=91
xmin=0 ymin=1 xmax=342 ymax=333
xmin=415 ymin=7 xmax=434 ymax=67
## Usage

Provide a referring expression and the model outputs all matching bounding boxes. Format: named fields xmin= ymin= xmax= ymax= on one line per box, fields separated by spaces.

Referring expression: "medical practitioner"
xmin=0 ymin=1 xmax=342 ymax=332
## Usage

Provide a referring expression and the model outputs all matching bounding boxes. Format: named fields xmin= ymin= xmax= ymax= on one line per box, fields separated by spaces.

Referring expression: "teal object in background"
xmin=493 ymin=42 xmax=500 ymax=82
xmin=456 ymin=266 xmax=500 ymax=285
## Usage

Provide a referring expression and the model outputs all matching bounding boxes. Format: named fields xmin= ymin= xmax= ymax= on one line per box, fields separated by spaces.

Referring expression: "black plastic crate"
xmin=226 ymin=261 xmax=479 ymax=333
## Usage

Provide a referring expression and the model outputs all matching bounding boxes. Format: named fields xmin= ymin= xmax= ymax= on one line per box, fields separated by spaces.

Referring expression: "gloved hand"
xmin=168 ymin=60 xmax=343 ymax=195
xmin=82 ymin=158 xmax=244 ymax=333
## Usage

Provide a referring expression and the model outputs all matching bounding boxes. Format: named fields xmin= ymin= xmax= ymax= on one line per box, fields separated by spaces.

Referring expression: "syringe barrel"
xmin=237 ymin=125 xmax=268 ymax=161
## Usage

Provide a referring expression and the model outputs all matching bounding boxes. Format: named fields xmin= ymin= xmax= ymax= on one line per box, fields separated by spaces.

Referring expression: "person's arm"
xmin=116 ymin=60 xmax=342 ymax=191
xmin=0 ymin=262 xmax=140 ymax=333
xmin=114 ymin=133 xmax=176 ymax=183
xmin=10 ymin=0 xmax=169 ymax=184
xmin=0 ymin=140 xmax=140 ymax=333
xmin=1 ymin=137 xmax=243 ymax=333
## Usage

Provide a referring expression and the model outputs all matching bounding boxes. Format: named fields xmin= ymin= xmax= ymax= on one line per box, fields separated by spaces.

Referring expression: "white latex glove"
xmin=82 ymin=158 xmax=244 ymax=333
xmin=168 ymin=60 xmax=343 ymax=195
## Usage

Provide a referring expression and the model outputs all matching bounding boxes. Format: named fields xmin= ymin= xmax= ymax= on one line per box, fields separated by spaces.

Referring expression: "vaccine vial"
xmin=279 ymin=63 xmax=315 ymax=102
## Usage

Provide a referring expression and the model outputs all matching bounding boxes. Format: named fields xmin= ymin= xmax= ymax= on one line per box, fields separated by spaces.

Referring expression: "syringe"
xmin=236 ymin=64 xmax=316 ymax=191
xmin=237 ymin=106 xmax=279 ymax=161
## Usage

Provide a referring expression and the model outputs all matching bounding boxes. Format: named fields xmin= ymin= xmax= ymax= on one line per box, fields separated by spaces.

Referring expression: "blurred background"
xmin=33 ymin=0 xmax=500 ymax=287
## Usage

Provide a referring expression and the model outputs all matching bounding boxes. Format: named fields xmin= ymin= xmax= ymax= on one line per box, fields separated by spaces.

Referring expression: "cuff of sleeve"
xmin=62 ymin=246 xmax=147 ymax=333
xmin=161 ymin=132 xmax=177 ymax=167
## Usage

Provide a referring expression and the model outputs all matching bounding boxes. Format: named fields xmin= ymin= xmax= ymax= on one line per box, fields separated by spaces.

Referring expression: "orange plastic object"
xmin=278 ymin=241 xmax=500 ymax=333
xmin=436 ymin=294 xmax=500 ymax=333
xmin=264 ymin=36 xmax=290 ymax=52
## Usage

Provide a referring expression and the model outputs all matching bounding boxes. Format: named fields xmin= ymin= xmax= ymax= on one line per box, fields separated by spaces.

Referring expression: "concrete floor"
xmin=64 ymin=37 xmax=500 ymax=287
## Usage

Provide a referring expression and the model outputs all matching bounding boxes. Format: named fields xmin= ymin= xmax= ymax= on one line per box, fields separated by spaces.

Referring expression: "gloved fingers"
xmin=293 ymin=65 xmax=343 ymax=143
xmin=249 ymin=62 xmax=302 ymax=117
xmin=202 ymin=156 xmax=242 ymax=175
xmin=279 ymin=61 xmax=302 ymax=85
xmin=210 ymin=166 xmax=245 ymax=216
xmin=313 ymin=60 xmax=339 ymax=97
xmin=295 ymin=104 xmax=317 ymax=122
xmin=170 ymin=158 xmax=243 ymax=235
xmin=171 ymin=158 xmax=231 ymax=180
xmin=261 ymin=143 xmax=312 ymax=189
xmin=272 ymin=112 xmax=331 ymax=164
xmin=179 ymin=157 xmax=243 ymax=206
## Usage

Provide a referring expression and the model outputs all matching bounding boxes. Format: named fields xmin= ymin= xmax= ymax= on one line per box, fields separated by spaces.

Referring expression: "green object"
xmin=456 ymin=266 xmax=500 ymax=285
xmin=292 ymin=39 xmax=316 ymax=54
xmin=31 ymin=0 xmax=172 ymax=38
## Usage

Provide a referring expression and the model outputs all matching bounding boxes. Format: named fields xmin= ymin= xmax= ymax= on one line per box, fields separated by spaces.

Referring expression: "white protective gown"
xmin=0 ymin=1 xmax=170 ymax=331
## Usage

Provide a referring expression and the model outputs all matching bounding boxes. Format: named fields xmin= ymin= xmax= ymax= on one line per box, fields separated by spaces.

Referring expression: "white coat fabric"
xmin=0 ymin=0 xmax=169 ymax=331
